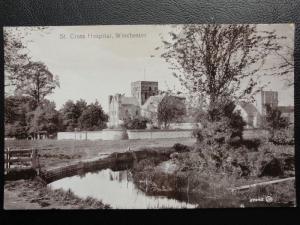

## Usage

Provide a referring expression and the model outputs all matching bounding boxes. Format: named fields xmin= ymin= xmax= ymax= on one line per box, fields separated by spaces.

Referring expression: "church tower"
xmin=131 ymin=81 xmax=158 ymax=105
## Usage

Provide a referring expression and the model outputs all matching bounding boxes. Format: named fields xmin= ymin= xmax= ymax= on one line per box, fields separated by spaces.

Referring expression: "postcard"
xmin=4 ymin=24 xmax=295 ymax=209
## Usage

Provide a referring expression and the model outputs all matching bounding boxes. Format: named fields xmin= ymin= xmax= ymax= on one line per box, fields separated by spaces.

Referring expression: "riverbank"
xmin=4 ymin=178 xmax=110 ymax=209
xmin=4 ymin=137 xmax=295 ymax=209
xmin=130 ymin=141 xmax=295 ymax=208
xmin=4 ymin=138 xmax=195 ymax=209
xmin=5 ymin=138 xmax=196 ymax=169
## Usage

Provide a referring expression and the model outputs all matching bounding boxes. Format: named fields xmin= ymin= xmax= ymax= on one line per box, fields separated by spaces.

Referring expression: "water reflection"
xmin=48 ymin=169 xmax=197 ymax=209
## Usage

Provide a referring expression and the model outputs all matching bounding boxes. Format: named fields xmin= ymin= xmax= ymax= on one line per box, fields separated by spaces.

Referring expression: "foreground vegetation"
xmin=4 ymin=178 xmax=110 ymax=209
xmin=130 ymin=136 xmax=295 ymax=208
xmin=4 ymin=135 xmax=295 ymax=208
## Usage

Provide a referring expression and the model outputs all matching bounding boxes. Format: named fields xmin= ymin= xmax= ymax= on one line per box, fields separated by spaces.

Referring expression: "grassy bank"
xmin=131 ymin=140 xmax=295 ymax=208
xmin=4 ymin=138 xmax=195 ymax=209
xmin=5 ymin=138 xmax=196 ymax=168
xmin=4 ymin=178 xmax=110 ymax=209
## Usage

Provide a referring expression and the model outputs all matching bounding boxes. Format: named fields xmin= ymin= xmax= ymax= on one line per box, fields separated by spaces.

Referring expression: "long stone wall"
xmin=57 ymin=129 xmax=125 ymax=141
xmin=57 ymin=129 xmax=194 ymax=140
xmin=127 ymin=129 xmax=193 ymax=140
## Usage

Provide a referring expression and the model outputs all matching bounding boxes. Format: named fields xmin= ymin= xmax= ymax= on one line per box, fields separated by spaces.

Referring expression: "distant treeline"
xmin=5 ymin=96 xmax=108 ymax=139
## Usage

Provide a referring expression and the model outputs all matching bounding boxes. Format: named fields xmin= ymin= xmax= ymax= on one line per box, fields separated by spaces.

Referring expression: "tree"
xmin=160 ymin=24 xmax=283 ymax=121
xmin=193 ymin=101 xmax=246 ymax=144
xmin=5 ymin=95 xmax=36 ymax=138
xmin=27 ymin=100 xmax=60 ymax=138
xmin=265 ymin=104 xmax=289 ymax=131
xmin=60 ymin=100 xmax=79 ymax=131
xmin=157 ymin=95 xmax=186 ymax=128
xmin=274 ymin=45 xmax=294 ymax=87
xmin=4 ymin=28 xmax=29 ymax=91
xmin=15 ymin=61 xmax=59 ymax=106
xmin=60 ymin=99 xmax=89 ymax=131
xmin=74 ymin=99 xmax=88 ymax=120
xmin=78 ymin=101 xmax=108 ymax=131
xmin=4 ymin=27 xmax=50 ymax=94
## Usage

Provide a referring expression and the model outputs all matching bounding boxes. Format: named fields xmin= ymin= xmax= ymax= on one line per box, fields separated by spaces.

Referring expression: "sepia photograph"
xmin=3 ymin=24 xmax=295 ymax=209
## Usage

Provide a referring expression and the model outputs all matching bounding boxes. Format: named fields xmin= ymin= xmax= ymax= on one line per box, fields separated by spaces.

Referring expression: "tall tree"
xmin=159 ymin=24 xmax=284 ymax=121
xmin=14 ymin=61 xmax=59 ymax=106
xmin=27 ymin=100 xmax=60 ymax=138
xmin=265 ymin=104 xmax=289 ymax=131
xmin=60 ymin=100 xmax=78 ymax=131
xmin=274 ymin=45 xmax=294 ymax=87
xmin=157 ymin=95 xmax=186 ymax=128
xmin=5 ymin=95 xmax=36 ymax=138
xmin=4 ymin=28 xmax=29 ymax=92
xmin=4 ymin=27 xmax=50 ymax=93
xmin=74 ymin=99 xmax=88 ymax=120
xmin=78 ymin=101 xmax=108 ymax=131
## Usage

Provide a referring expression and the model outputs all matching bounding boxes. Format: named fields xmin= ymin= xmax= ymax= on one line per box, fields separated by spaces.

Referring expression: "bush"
xmin=264 ymin=104 xmax=289 ymax=130
xmin=228 ymin=137 xmax=263 ymax=151
xmin=123 ymin=117 xmax=148 ymax=129
xmin=173 ymin=143 xmax=190 ymax=152
xmin=193 ymin=101 xmax=246 ymax=144
xmin=193 ymin=118 xmax=237 ymax=145
xmin=269 ymin=128 xmax=294 ymax=145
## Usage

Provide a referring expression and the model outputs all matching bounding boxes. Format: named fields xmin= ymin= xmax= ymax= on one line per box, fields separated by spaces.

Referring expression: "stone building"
xmin=108 ymin=81 xmax=293 ymax=130
xmin=131 ymin=81 xmax=158 ymax=105
xmin=107 ymin=93 xmax=140 ymax=128
xmin=235 ymin=90 xmax=293 ymax=128
xmin=107 ymin=81 xmax=159 ymax=128
xmin=235 ymin=102 xmax=260 ymax=128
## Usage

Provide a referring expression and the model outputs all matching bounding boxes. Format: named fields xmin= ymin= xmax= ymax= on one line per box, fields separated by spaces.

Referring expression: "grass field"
xmin=5 ymin=138 xmax=196 ymax=168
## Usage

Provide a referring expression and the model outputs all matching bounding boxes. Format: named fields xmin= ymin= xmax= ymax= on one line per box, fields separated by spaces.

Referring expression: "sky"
xmin=5 ymin=24 xmax=294 ymax=113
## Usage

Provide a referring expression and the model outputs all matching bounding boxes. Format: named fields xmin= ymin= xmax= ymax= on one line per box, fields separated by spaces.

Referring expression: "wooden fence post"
xmin=4 ymin=148 xmax=9 ymax=173
xmin=7 ymin=147 xmax=10 ymax=172
xmin=31 ymin=148 xmax=37 ymax=170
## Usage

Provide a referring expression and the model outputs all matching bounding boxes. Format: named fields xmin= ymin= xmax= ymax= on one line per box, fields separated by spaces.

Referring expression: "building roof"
xmin=278 ymin=106 xmax=294 ymax=113
xmin=120 ymin=96 xmax=139 ymax=106
xmin=142 ymin=94 xmax=186 ymax=112
xmin=238 ymin=102 xmax=259 ymax=116
xmin=142 ymin=95 xmax=165 ymax=110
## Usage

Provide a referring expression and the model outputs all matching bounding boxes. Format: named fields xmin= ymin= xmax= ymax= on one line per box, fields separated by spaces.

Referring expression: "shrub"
xmin=173 ymin=143 xmax=190 ymax=152
xmin=123 ymin=116 xmax=148 ymax=129
xmin=264 ymin=104 xmax=289 ymax=130
xmin=228 ymin=137 xmax=263 ymax=151
xmin=193 ymin=101 xmax=246 ymax=144
xmin=269 ymin=128 xmax=294 ymax=145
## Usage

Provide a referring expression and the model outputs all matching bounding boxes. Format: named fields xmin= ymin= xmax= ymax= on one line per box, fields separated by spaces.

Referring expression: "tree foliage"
xmin=193 ymin=101 xmax=246 ymax=144
xmin=123 ymin=116 xmax=149 ymax=129
xmin=160 ymin=24 xmax=283 ymax=120
xmin=27 ymin=100 xmax=60 ymax=137
xmin=5 ymin=96 xmax=36 ymax=138
xmin=60 ymin=100 xmax=82 ymax=131
xmin=14 ymin=61 xmax=59 ymax=106
xmin=4 ymin=27 xmax=51 ymax=93
xmin=265 ymin=104 xmax=289 ymax=131
xmin=157 ymin=95 xmax=186 ymax=128
xmin=78 ymin=101 xmax=108 ymax=131
xmin=4 ymin=28 xmax=29 ymax=90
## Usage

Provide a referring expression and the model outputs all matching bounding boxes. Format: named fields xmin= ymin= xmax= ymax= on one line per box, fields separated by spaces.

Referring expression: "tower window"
xmin=149 ymin=87 xmax=152 ymax=91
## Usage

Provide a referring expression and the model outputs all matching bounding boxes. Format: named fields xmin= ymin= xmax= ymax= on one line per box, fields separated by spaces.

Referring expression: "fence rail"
xmin=229 ymin=177 xmax=295 ymax=192
xmin=4 ymin=147 xmax=40 ymax=174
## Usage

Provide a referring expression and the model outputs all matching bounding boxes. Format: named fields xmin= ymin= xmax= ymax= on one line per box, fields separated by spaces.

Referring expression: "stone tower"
xmin=131 ymin=81 xmax=158 ymax=105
